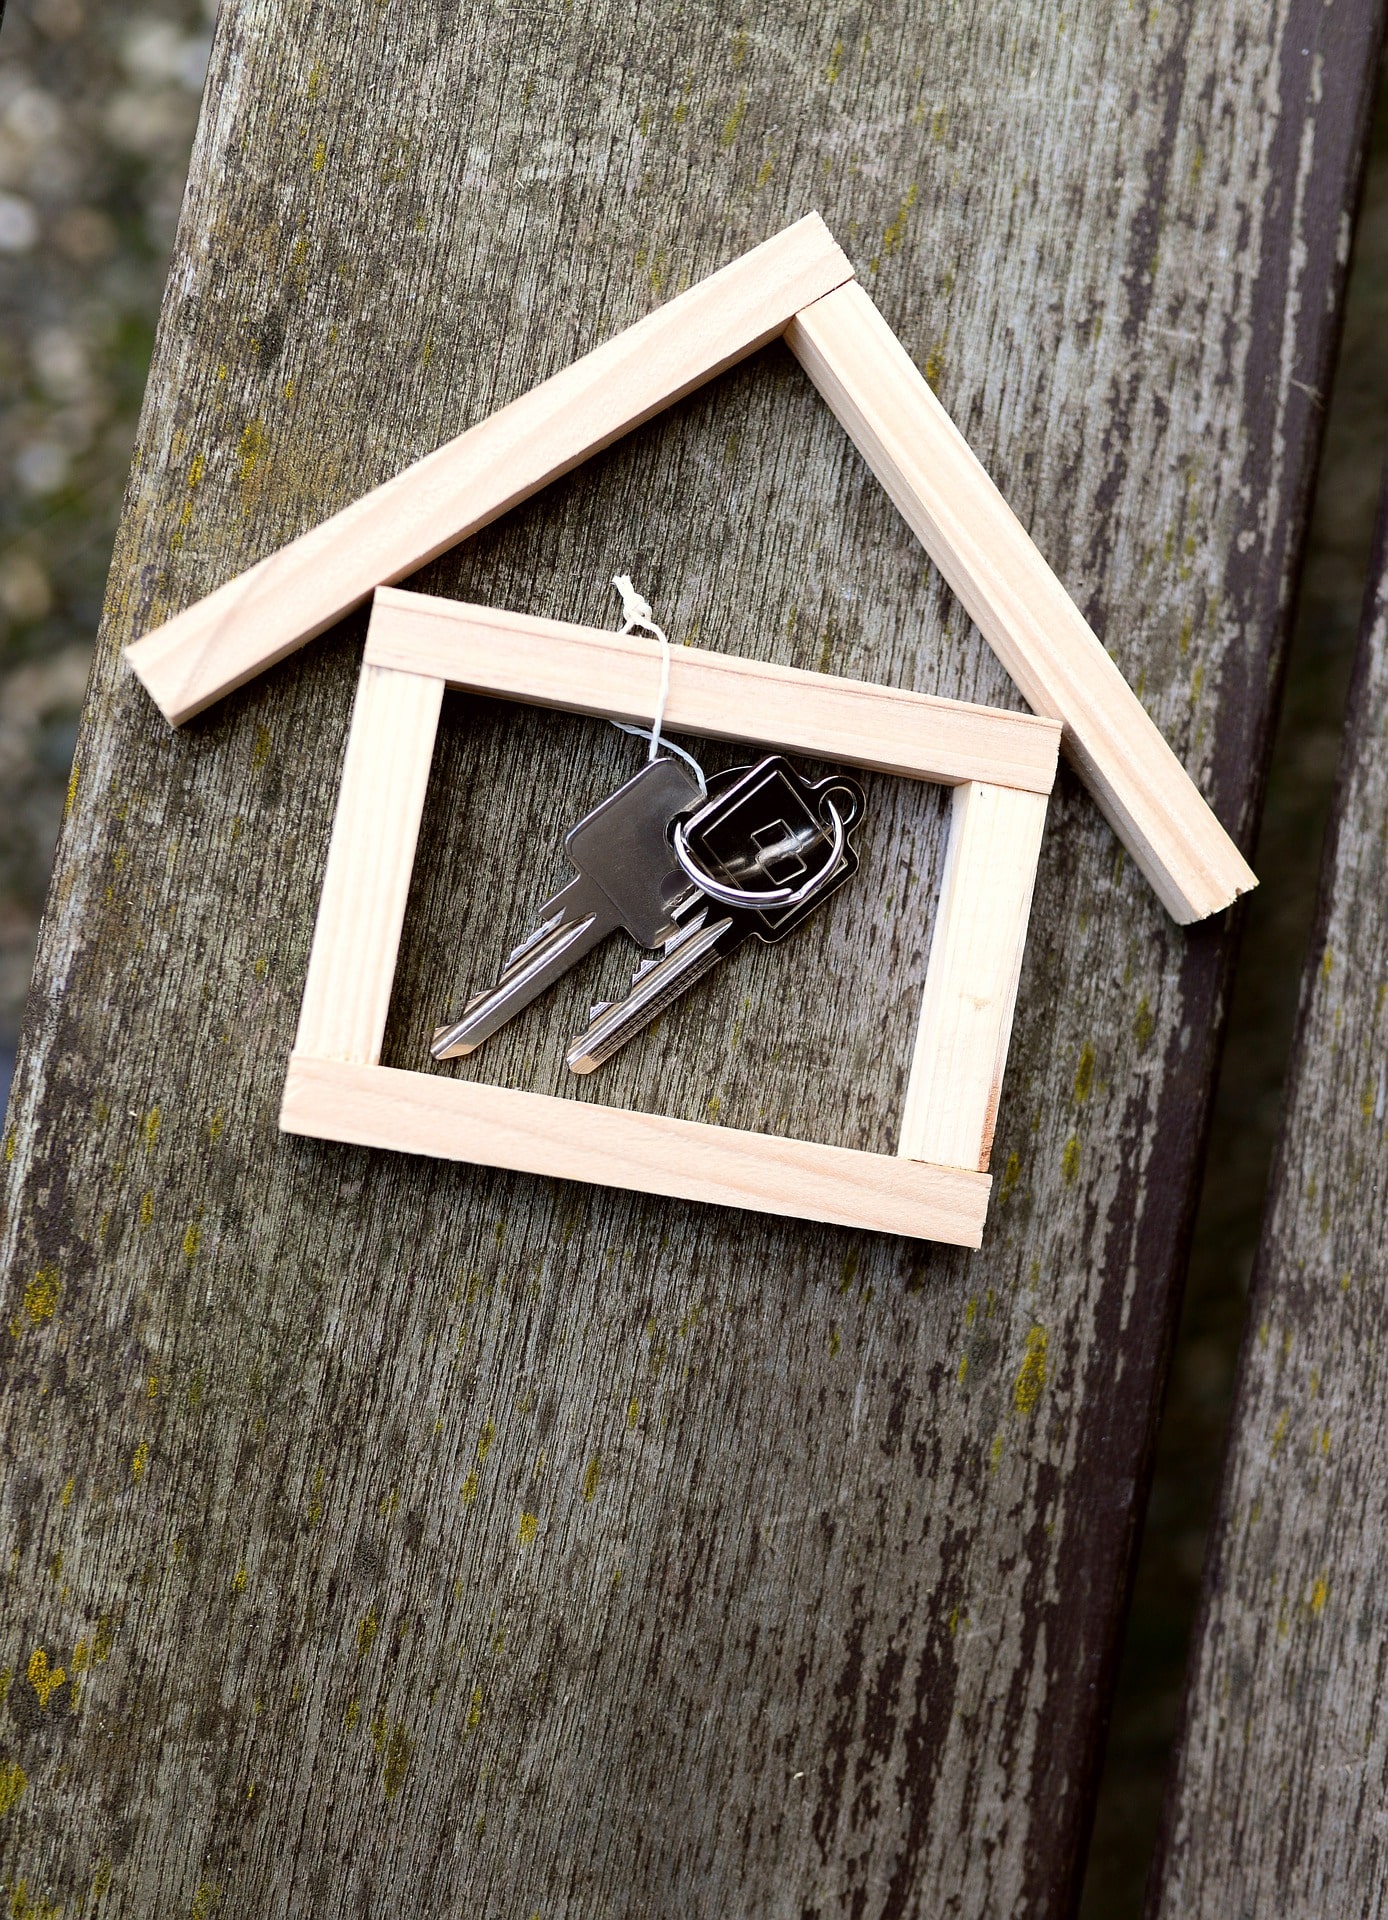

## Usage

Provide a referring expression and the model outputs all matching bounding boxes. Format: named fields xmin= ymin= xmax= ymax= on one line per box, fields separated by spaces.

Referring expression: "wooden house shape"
xmin=125 ymin=214 xmax=1255 ymax=1248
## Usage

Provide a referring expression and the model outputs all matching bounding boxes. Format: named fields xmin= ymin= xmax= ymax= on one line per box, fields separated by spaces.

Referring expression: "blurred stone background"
xmin=0 ymin=0 xmax=213 ymax=1096
xmin=0 ymin=3 xmax=1383 ymax=1911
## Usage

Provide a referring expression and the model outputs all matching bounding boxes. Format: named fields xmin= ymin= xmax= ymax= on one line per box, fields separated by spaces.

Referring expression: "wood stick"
xmin=786 ymin=280 xmax=1257 ymax=925
xmin=281 ymin=1056 xmax=992 ymax=1246
xmin=898 ymin=782 xmax=1048 ymax=1171
xmin=293 ymin=663 xmax=444 ymax=1065
xmin=365 ymin=589 xmax=1062 ymax=793
xmin=125 ymin=216 xmax=853 ymax=726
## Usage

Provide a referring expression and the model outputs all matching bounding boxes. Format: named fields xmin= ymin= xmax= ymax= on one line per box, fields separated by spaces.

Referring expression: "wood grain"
xmin=898 ymin=782 xmax=1048 ymax=1171
xmin=0 ymin=2 xmax=1377 ymax=1915
xmin=283 ymin=1058 xmax=991 ymax=1245
xmin=787 ymin=281 xmax=1259 ymax=926
xmin=1149 ymin=472 xmax=1388 ymax=1914
xmin=123 ymin=216 xmax=853 ymax=725
xmin=294 ymin=663 xmax=443 ymax=1065
xmin=365 ymin=587 xmax=1063 ymax=792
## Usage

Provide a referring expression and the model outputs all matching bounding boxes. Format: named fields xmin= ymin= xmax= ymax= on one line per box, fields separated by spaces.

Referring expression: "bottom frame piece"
xmin=281 ymin=1056 xmax=992 ymax=1247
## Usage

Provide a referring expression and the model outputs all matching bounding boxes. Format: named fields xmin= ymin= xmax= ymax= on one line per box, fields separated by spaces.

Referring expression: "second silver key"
xmin=431 ymin=757 xmax=702 ymax=1059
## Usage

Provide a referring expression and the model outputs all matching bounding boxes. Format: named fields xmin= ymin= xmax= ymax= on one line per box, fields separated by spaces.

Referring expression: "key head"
xmin=679 ymin=755 xmax=865 ymax=943
xmin=564 ymin=757 xmax=703 ymax=947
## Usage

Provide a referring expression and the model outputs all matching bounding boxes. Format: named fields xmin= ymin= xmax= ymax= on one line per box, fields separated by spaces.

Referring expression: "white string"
xmin=609 ymin=574 xmax=707 ymax=793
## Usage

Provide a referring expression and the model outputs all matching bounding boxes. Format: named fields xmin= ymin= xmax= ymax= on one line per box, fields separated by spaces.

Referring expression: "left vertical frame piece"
xmin=293 ymin=661 xmax=445 ymax=1066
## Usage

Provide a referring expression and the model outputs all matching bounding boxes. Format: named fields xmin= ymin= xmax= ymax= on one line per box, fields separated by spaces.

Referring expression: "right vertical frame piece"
xmin=898 ymin=780 xmax=1048 ymax=1173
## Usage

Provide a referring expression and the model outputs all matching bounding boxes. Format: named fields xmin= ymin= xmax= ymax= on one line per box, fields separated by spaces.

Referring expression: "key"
xmin=566 ymin=756 xmax=865 ymax=1073
xmin=431 ymin=757 xmax=703 ymax=1058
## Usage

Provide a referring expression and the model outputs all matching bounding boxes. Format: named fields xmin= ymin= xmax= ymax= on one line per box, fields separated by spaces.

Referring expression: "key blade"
xmin=501 ymin=907 xmax=566 ymax=976
xmin=565 ymin=917 xmax=731 ymax=1074
xmin=432 ymin=876 xmax=615 ymax=1059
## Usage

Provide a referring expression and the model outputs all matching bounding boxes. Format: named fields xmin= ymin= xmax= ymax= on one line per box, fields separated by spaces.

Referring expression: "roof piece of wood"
xmin=1148 ymin=468 xmax=1388 ymax=1917
xmin=786 ymin=282 xmax=1258 ymax=923
xmin=2 ymin=1 xmax=1379 ymax=1913
xmin=124 ymin=215 xmax=853 ymax=724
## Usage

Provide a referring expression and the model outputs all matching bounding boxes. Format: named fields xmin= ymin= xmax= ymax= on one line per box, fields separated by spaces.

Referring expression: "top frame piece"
xmin=123 ymin=211 xmax=1256 ymax=926
xmin=364 ymin=590 xmax=1062 ymax=794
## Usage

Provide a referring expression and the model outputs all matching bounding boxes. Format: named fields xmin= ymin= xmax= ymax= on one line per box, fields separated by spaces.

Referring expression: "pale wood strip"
xmin=786 ymin=280 xmax=1257 ymax=925
xmin=293 ymin=664 xmax=444 ymax=1065
xmin=898 ymin=782 xmax=1048 ymax=1171
xmin=281 ymin=1056 xmax=992 ymax=1247
xmin=365 ymin=588 xmax=1062 ymax=793
xmin=124 ymin=216 xmax=853 ymax=726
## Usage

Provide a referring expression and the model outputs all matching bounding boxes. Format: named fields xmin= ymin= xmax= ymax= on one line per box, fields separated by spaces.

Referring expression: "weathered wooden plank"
xmin=0 ymin=2 xmax=1380 ymax=1916
xmin=1148 ymin=474 xmax=1388 ymax=1913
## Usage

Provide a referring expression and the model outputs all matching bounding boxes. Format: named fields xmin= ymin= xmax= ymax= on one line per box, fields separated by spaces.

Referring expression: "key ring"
xmin=671 ymin=796 xmax=849 ymax=909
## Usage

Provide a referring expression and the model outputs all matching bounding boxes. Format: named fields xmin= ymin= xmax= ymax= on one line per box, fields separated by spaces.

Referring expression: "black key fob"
xmin=677 ymin=755 xmax=865 ymax=941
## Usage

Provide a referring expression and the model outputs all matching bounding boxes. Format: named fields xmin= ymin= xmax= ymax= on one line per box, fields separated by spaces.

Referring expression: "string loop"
xmin=608 ymin=574 xmax=707 ymax=793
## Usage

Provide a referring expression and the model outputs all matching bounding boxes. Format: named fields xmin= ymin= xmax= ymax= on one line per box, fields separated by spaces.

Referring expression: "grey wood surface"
xmin=1149 ymin=476 xmax=1388 ymax=1915
xmin=0 ymin=2 xmax=1380 ymax=1914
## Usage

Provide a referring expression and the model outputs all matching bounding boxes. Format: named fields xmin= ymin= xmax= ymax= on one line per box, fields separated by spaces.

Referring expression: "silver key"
xmin=565 ymin=755 xmax=866 ymax=1074
xmin=566 ymin=909 xmax=733 ymax=1074
xmin=431 ymin=758 xmax=702 ymax=1059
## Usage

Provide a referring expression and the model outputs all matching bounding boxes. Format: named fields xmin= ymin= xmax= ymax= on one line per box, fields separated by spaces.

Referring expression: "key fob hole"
xmin=814 ymin=776 xmax=865 ymax=831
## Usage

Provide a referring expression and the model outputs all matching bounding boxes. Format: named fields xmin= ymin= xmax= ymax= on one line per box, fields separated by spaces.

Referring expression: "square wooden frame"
xmin=279 ymin=588 xmax=1059 ymax=1248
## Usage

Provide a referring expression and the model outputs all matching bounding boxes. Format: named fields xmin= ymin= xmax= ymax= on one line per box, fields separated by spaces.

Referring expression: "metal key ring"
xmin=671 ymin=797 xmax=848 ymax=909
